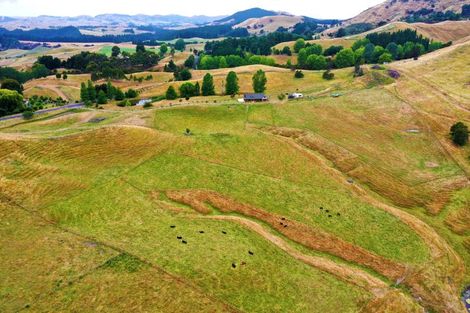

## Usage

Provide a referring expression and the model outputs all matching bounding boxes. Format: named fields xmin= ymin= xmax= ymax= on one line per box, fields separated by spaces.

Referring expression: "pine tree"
xmin=80 ymin=82 xmax=89 ymax=102
xmin=166 ymin=86 xmax=178 ymax=100
xmin=87 ymin=80 xmax=96 ymax=103
xmin=194 ymin=82 xmax=200 ymax=96
xmin=114 ymin=88 xmax=125 ymax=101
xmin=106 ymin=81 xmax=115 ymax=100
xmin=252 ymin=70 xmax=267 ymax=93
xmin=97 ymin=90 xmax=108 ymax=105
xmin=202 ymin=73 xmax=215 ymax=96
xmin=225 ymin=71 xmax=239 ymax=96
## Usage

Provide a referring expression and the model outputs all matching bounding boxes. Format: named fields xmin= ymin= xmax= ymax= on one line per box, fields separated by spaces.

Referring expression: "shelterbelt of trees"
xmin=290 ymin=29 xmax=450 ymax=70
xmin=38 ymin=44 xmax=159 ymax=80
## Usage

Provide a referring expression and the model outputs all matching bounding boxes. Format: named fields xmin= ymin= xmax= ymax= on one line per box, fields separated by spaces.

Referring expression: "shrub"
xmin=278 ymin=94 xmax=286 ymax=101
xmin=322 ymin=70 xmax=334 ymax=80
xmin=143 ymin=102 xmax=153 ymax=108
xmin=22 ymin=110 xmax=34 ymax=120
xmin=294 ymin=70 xmax=304 ymax=79
xmin=450 ymin=122 xmax=469 ymax=146
xmin=388 ymin=69 xmax=400 ymax=79
xmin=125 ymin=89 xmax=138 ymax=99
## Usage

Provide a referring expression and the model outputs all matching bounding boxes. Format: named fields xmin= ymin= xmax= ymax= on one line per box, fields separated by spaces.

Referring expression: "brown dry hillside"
xmin=234 ymin=15 xmax=303 ymax=35
xmin=345 ymin=0 xmax=468 ymax=26
xmin=361 ymin=20 xmax=470 ymax=42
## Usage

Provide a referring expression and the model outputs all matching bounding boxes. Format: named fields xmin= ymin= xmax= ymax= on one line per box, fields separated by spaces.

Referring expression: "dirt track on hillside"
xmin=166 ymin=190 xmax=407 ymax=281
xmin=205 ymin=215 xmax=389 ymax=294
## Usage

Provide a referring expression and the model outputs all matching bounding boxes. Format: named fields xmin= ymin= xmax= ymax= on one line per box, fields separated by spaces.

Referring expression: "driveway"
xmin=0 ymin=103 xmax=84 ymax=121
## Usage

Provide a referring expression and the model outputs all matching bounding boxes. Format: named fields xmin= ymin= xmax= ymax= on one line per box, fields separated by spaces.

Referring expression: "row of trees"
xmin=165 ymin=70 xmax=267 ymax=100
xmin=0 ymin=64 xmax=50 ymax=84
xmin=197 ymin=54 xmax=275 ymax=70
xmin=80 ymin=80 xmax=137 ymax=105
xmin=37 ymin=45 xmax=159 ymax=81
xmin=292 ymin=29 xmax=448 ymax=70
xmin=204 ymin=32 xmax=303 ymax=56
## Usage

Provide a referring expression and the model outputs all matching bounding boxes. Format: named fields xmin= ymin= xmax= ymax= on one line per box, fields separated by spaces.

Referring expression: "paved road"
xmin=0 ymin=103 xmax=84 ymax=122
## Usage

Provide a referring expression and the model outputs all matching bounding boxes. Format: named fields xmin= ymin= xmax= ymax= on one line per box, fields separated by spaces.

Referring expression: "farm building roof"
xmin=244 ymin=93 xmax=268 ymax=100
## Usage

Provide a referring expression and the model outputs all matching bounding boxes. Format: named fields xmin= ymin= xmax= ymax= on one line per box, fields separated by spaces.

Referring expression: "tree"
xmin=179 ymin=82 xmax=196 ymax=98
xmin=37 ymin=55 xmax=62 ymax=70
xmin=293 ymin=38 xmax=305 ymax=53
xmin=31 ymin=63 xmax=49 ymax=78
xmin=184 ymin=55 xmax=195 ymax=68
xmin=336 ymin=28 xmax=346 ymax=38
xmin=80 ymin=82 xmax=89 ymax=102
xmin=175 ymin=68 xmax=192 ymax=81
xmin=160 ymin=44 xmax=169 ymax=56
xmin=202 ymin=73 xmax=215 ymax=96
xmin=450 ymin=122 xmax=469 ymax=146
xmin=97 ymin=90 xmax=108 ymax=105
xmin=106 ymin=81 xmax=115 ymax=99
xmin=164 ymin=60 xmax=178 ymax=72
xmin=136 ymin=44 xmax=146 ymax=53
xmin=111 ymin=46 xmax=121 ymax=57
xmin=306 ymin=54 xmax=327 ymax=70
xmin=297 ymin=48 xmax=308 ymax=68
xmin=462 ymin=4 xmax=470 ymax=18
xmin=225 ymin=71 xmax=239 ymax=95
xmin=175 ymin=39 xmax=186 ymax=51
xmin=334 ymin=48 xmax=355 ymax=68
xmin=252 ymin=69 xmax=267 ymax=93
xmin=1 ymin=79 xmax=23 ymax=94
xmin=165 ymin=86 xmax=178 ymax=100
xmin=281 ymin=46 xmax=292 ymax=56
xmin=194 ymin=82 xmax=200 ymax=96
xmin=378 ymin=52 xmax=393 ymax=64
xmin=363 ymin=43 xmax=375 ymax=63
xmin=125 ymin=89 xmax=138 ymax=99
xmin=322 ymin=70 xmax=334 ymax=80
xmin=114 ymin=88 xmax=125 ymax=101
xmin=372 ymin=46 xmax=385 ymax=63
xmin=87 ymin=80 xmax=96 ymax=102
xmin=294 ymin=70 xmax=304 ymax=78
xmin=386 ymin=42 xmax=399 ymax=59
xmin=0 ymin=89 xmax=24 ymax=117
xmin=305 ymin=44 xmax=323 ymax=56
xmin=324 ymin=45 xmax=343 ymax=56
xmin=218 ymin=56 xmax=228 ymax=69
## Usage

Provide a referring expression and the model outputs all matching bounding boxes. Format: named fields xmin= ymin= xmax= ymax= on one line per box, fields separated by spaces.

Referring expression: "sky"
xmin=0 ymin=0 xmax=385 ymax=19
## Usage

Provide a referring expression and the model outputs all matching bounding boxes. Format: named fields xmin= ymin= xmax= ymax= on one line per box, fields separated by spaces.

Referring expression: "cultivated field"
xmin=0 ymin=36 xmax=469 ymax=313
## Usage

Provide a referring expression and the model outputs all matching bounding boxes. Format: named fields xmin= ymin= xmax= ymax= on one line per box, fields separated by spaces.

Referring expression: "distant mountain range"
xmin=0 ymin=14 xmax=225 ymax=30
xmin=0 ymin=7 xmax=338 ymax=31
xmin=0 ymin=7 xmax=340 ymax=44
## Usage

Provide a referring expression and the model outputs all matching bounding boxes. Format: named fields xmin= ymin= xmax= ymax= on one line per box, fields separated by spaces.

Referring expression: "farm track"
xmin=203 ymin=215 xmax=390 ymax=295
xmin=166 ymin=190 xmax=408 ymax=280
